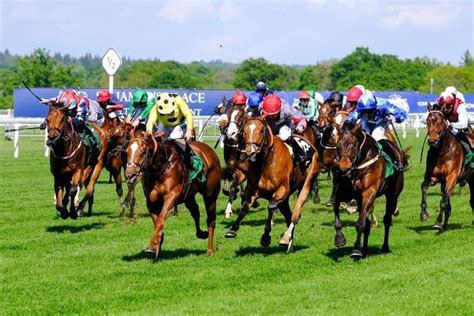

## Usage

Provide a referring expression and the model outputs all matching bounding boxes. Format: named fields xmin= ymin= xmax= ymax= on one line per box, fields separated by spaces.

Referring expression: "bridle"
xmin=241 ymin=118 xmax=270 ymax=161
xmin=126 ymin=135 xmax=158 ymax=180
xmin=426 ymin=110 xmax=448 ymax=148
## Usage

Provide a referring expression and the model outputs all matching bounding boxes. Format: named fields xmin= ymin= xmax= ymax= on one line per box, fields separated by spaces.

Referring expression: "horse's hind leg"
xmin=87 ymin=189 xmax=94 ymax=217
xmin=185 ymin=195 xmax=208 ymax=239
xmin=225 ymin=175 xmax=238 ymax=219
xmin=382 ymin=194 xmax=397 ymax=253
xmin=362 ymin=216 xmax=371 ymax=257
xmin=203 ymin=193 xmax=218 ymax=257
xmin=439 ymin=176 xmax=456 ymax=230
xmin=277 ymin=199 xmax=295 ymax=252
xmin=69 ymin=185 xmax=79 ymax=220
xmin=312 ymin=175 xmax=321 ymax=204
xmin=468 ymin=175 xmax=474 ymax=225
xmin=261 ymin=203 xmax=277 ymax=247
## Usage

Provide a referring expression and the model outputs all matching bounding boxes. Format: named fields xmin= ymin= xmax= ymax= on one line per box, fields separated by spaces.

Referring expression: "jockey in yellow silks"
xmin=146 ymin=92 xmax=195 ymax=141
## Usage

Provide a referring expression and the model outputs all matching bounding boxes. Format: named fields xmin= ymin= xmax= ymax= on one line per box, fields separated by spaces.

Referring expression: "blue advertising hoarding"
xmin=13 ymin=88 xmax=474 ymax=118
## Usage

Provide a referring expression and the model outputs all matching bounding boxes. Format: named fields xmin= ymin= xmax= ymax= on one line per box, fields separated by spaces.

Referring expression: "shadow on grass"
xmin=122 ymin=248 xmax=205 ymax=262
xmin=408 ymin=223 xmax=469 ymax=234
xmin=235 ymin=244 xmax=309 ymax=257
xmin=325 ymin=245 xmax=388 ymax=262
xmin=46 ymin=222 xmax=105 ymax=234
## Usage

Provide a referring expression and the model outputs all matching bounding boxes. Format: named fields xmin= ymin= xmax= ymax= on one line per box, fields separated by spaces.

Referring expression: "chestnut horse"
xmin=46 ymin=102 xmax=108 ymax=219
xmin=334 ymin=123 xmax=404 ymax=258
xmin=420 ymin=106 xmax=474 ymax=229
xmin=225 ymin=116 xmax=319 ymax=252
xmin=124 ymin=129 xmax=221 ymax=260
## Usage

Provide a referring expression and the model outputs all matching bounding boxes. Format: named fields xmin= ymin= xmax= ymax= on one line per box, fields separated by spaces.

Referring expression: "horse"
xmin=333 ymin=123 xmax=404 ymax=258
xmin=225 ymin=116 xmax=319 ymax=252
xmin=222 ymin=102 xmax=248 ymax=218
xmin=45 ymin=102 xmax=108 ymax=219
xmin=420 ymin=105 xmax=474 ymax=229
xmin=124 ymin=129 xmax=221 ymax=260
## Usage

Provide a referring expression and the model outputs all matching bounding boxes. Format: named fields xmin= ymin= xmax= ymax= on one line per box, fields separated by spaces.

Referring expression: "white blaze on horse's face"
xmin=227 ymin=110 xmax=239 ymax=141
xmin=130 ymin=142 xmax=139 ymax=163
xmin=335 ymin=113 xmax=345 ymax=126
xmin=247 ymin=122 xmax=257 ymax=155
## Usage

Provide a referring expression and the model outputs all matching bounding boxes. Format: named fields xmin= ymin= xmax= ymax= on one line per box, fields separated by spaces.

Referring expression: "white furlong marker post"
xmin=101 ymin=48 xmax=122 ymax=93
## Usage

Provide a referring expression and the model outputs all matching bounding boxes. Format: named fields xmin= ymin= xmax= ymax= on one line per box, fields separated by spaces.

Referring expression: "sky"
xmin=0 ymin=0 xmax=473 ymax=65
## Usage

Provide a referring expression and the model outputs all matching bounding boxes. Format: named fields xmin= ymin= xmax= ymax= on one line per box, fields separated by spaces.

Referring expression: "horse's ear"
xmin=427 ymin=102 xmax=433 ymax=112
xmin=352 ymin=122 xmax=361 ymax=133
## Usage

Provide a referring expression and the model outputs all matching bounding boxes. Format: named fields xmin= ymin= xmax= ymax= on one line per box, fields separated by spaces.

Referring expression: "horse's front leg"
xmin=146 ymin=189 xmax=179 ymax=261
xmin=261 ymin=185 xmax=289 ymax=247
xmin=120 ymin=182 xmax=136 ymax=217
xmin=54 ymin=179 xmax=69 ymax=219
xmin=225 ymin=174 xmax=238 ymax=219
xmin=333 ymin=197 xmax=346 ymax=248
xmin=436 ymin=176 xmax=456 ymax=230
xmin=382 ymin=193 xmax=398 ymax=253
xmin=225 ymin=183 xmax=256 ymax=238
xmin=351 ymin=190 xmax=376 ymax=259
xmin=69 ymin=170 xmax=83 ymax=219
xmin=420 ymin=177 xmax=430 ymax=221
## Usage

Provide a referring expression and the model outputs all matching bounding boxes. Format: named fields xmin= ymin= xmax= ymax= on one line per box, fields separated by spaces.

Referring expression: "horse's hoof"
xmin=251 ymin=201 xmax=260 ymax=208
xmin=77 ymin=208 xmax=84 ymax=218
xmin=433 ymin=222 xmax=443 ymax=230
xmin=350 ymin=249 xmax=363 ymax=259
xmin=325 ymin=200 xmax=334 ymax=207
xmin=69 ymin=210 xmax=78 ymax=220
xmin=144 ymin=246 xmax=156 ymax=254
xmin=225 ymin=229 xmax=237 ymax=238
xmin=279 ymin=234 xmax=290 ymax=246
xmin=207 ymin=249 xmax=214 ymax=257
xmin=224 ymin=209 xmax=233 ymax=219
xmin=59 ymin=210 xmax=69 ymax=220
xmin=420 ymin=211 xmax=429 ymax=222
xmin=393 ymin=208 xmax=400 ymax=217
xmin=371 ymin=221 xmax=379 ymax=229
xmin=334 ymin=234 xmax=346 ymax=248
xmin=381 ymin=245 xmax=390 ymax=253
xmin=312 ymin=195 xmax=321 ymax=204
xmin=196 ymin=230 xmax=209 ymax=239
xmin=260 ymin=234 xmax=271 ymax=247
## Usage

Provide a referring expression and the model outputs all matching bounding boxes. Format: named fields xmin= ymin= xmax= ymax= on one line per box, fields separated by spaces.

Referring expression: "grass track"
xmin=1 ymin=130 xmax=473 ymax=314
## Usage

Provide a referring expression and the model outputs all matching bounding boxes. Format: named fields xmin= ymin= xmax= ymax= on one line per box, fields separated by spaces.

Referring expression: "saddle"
xmin=83 ymin=123 xmax=101 ymax=157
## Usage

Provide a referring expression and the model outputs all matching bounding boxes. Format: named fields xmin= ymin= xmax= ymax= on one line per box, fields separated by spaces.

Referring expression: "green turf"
xmin=1 ymin=130 xmax=473 ymax=315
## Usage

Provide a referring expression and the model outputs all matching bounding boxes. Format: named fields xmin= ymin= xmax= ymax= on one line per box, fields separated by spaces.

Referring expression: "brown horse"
xmin=124 ymin=129 xmax=221 ymax=260
xmin=334 ymin=123 xmax=404 ymax=258
xmin=420 ymin=106 xmax=474 ymax=229
xmin=46 ymin=102 xmax=108 ymax=219
xmin=225 ymin=116 xmax=319 ymax=252
xmin=222 ymin=103 xmax=247 ymax=218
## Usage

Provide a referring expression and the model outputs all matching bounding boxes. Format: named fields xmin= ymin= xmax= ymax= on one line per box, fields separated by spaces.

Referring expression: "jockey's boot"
xmin=84 ymin=125 xmax=98 ymax=153
xmin=174 ymin=138 xmax=194 ymax=169
xmin=378 ymin=139 xmax=403 ymax=171
xmin=456 ymin=131 xmax=473 ymax=152
xmin=288 ymin=138 xmax=308 ymax=168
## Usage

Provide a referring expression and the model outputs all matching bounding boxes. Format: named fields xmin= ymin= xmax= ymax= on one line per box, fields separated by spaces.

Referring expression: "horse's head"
xmin=226 ymin=105 xmax=246 ymax=142
xmin=317 ymin=101 xmax=334 ymax=130
xmin=45 ymin=103 xmax=70 ymax=146
xmin=426 ymin=108 xmax=448 ymax=148
xmin=242 ymin=117 xmax=269 ymax=162
xmin=124 ymin=129 xmax=156 ymax=185
xmin=336 ymin=123 xmax=362 ymax=172
xmin=334 ymin=111 xmax=349 ymax=128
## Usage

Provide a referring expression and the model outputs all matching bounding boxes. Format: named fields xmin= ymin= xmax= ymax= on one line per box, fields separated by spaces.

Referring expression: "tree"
xmin=233 ymin=58 xmax=290 ymax=91
xmin=461 ymin=50 xmax=474 ymax=66
xmin=418 ymin=65 xmax=474 ymax=93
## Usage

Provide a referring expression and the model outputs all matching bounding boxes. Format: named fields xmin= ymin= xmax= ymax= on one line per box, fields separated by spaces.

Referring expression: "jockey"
xmin=146 ymin=92 xmax=195 ymax=165
xmin=262 ymin=94 xmax=311 ymax=167
xmin=246 ymin=92 xmax=263 ymax=116
xmin=232 ymin=91 xmax=247 ymax=107
xmin=435 ymin=87 xmax=473 ymax=151
xmin=293 ymin=90 xmax=319 ymax=123
xmin=126 ymin=89 xmax=156 ymax=128
xmin=216 ymin=91 xmax=247 ymax=130
xmin=326 ymin=91 xmax=346 ymax=113
xmin=76 ymin=93 xmax=105 ymax=126
xmin=256 ymin=81 xmax=274 ymax=97
xmin=345 ymin=85 xmax=366 ymax=113
xmin=347 ymin=91 xmax=407 ymax=170
xmin=97 ymin=89 xmax=124 ymax=121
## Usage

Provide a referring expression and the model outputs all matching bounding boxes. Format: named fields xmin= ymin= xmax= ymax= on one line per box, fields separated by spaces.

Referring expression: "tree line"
xmin=0 ymin=47 xmax=473 ymax=109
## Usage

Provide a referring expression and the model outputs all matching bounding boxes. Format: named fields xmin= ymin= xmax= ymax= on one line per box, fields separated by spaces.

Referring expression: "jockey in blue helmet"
xmin=346 ymin=91 xmax=407 ymax=170
xmin=256 ymin=81 xmax=274 ymax=97
xmin=246 ymin=92 xmax=263 ymax=116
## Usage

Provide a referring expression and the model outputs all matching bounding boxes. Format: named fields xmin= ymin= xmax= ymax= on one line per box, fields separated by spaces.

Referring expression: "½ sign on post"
xmin=101 ymin=48 xmax=122 ymax=76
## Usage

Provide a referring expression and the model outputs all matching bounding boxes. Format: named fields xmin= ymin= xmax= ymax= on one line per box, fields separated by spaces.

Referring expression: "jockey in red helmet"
xmin=345 ymin=85 xmax=366 ymax=113
xmin=262 ymin=94 xmax=312 ymax=168
xmin=97 ymin=89 xmax=124 ymax=121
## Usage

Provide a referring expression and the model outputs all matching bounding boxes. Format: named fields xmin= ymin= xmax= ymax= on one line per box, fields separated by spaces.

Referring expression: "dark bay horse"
xmin=124 ymin=129 xmax=221 ymax=260
xmin=225 ymin=116 xmax=319 ymax=252
xmin=334 ymin=123 xmax=404 ymax=258
xmin=46 ymin=102 xmax=108 ymax=219
xmin=420 ymin=107 xmax=474 ymax=229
